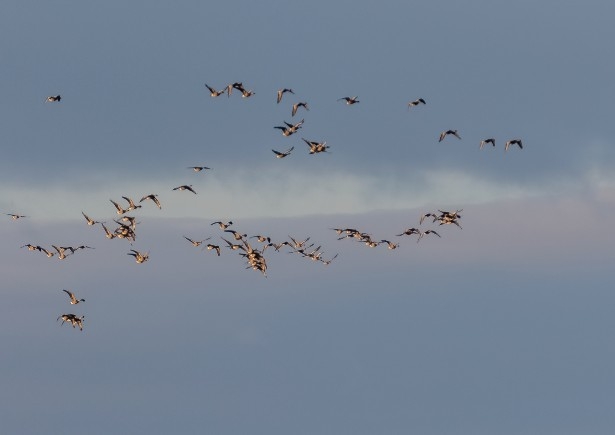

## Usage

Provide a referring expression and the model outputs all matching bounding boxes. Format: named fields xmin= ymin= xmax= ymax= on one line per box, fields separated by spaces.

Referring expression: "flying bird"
xmin=63 ymin=289 xmax=85 ymax=305
xmin=272 ymin=146 xmax=294 ymax=158
xmin=139 ymin=194 xmax=161 ymax=209
xmin=277 ymin=88 xmax=294 ymax=104
xmin=188 ymin=166 xmax=211 ymax=172
xmin=480 ymin=138 xmax=496 ymax=149
xmin=408 ymin=98 xmax=426 ymax=109
xmin=338 ymin=96 xmax=359 ymax=105
xmin=82 ymin=212 xmax=102 ymax=225
xmin=172 ymin=185 xmax=197 ymax=194
xmin=45 ymin=95 xmax=61 ymax=102
xmin=6 ymin=213 xmax=27 ymax=220
xmin=211 ymin=220 xmax=233 ymax=230
xmin=439 ymin=130 xmax=462 ymax=142
xmin=291 ymin=102 xmax=309 ymax=117
xmin=205 ymin=84 xmax=226 ymax=97
xmin=505 ymin=139 xmax=523 ymax=151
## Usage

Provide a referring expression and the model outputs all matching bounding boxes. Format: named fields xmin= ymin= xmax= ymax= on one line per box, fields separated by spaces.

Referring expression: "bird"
xmin=338 ymin=96 xmax=359 ymax=105
xmin=122 ymin=196 xmax=142 ymax=212
xmin=241 ymin=89 xmax=255 ymax=98
xmin=291 ymin=101 xmax=309 ymax=117
xmin=439 ymin=130 xmax=462 ymax=142
xmin=408 ymin=98 xmax=426 ymax=109
xmin=272 ymin=146 xmax=294 ymax=158
xmin=397 ymin=228 xmax=421 ymax=237
xmin=418 ymin=229 xmax=441 ymax=242
xmin=224 ymin=229 xmax=246 ymax=241
xmin=205 ymin=84 xmax=226 ymax=97
xmin=101 ymin=223 xmax=116 ymax=239
xmin=110 ymin=199 xmax=127 ymax=215
xmin=127 ymin=249 xmax=149 ymax=263
xmin=21 ymin=244 xmax=38 ymax=251
xmin=505 ymin=139 xmax=523 ymax=151
xmin=52 ymin=245 xmax=69 ymax=260
xmin=205 ymin=244 xmax=221 ymax=256
xmin=188 ymin=166 xmax=211 ymax=172
xmin=221 ymin=237 xmax=243 ymax=251
xmin=277 ymin=88 xmax=294 ymax=104
xmin=211 ymin=220 xmax=233 ymax=230
xmin=380 ymin=240 xmax=400 ymax=250
xmin=6 ymin=213 xmax=27 ymax=219
xmin=45 ymin=95 xmax=61 ymax=102
xmin=302 ymin=138 xmax=329 ymax=154
xmin=140 ymin=194 xmax=161 ymax=209
xmin=274 ymin=119 xmax=304 ymax=137
xmin=184 ymin=236 xmax=209 ymax=247
xmin=57 ymin=314 xmax=84 ymax=330
xmin=82 ymin=211 xmax=102 ymax=225
xmin=226 ymin=82 xmax=245 ymax=97
xmin=480 ymin=138 xmax=496 ymax=149
xmin=172 ymin=185 xmax=197 ymax=194
xmin=63 ymin=289 xmax=85 ymax=305
xmin=36 ymin=246 xmax=55 ymax=257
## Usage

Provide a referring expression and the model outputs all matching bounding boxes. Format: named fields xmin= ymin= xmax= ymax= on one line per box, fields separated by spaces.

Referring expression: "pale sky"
xmin=2 ymin=1 xmax=615 ymax=434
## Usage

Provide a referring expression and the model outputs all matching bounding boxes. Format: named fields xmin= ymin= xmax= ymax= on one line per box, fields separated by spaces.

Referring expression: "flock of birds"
xmin=7 ymin=83 xmax=523 ymax=332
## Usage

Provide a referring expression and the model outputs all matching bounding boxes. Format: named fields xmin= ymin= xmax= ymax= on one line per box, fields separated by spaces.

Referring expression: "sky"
xmin=1 ymin=1 xmax=615 ymax=434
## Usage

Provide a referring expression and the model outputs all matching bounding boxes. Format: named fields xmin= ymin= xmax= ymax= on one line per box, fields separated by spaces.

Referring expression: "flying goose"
xmin=397 ymin=228 xmax=421 ymax=237
xmin=82 ymin=211 xmax=102 ymax=225
xmin=417 ymin=229 xmax=441 ymax=242
xmin=122 ymin=196 xmax=142 ymax=212
xmin=63 ymin=289 xmax=85 ymax=305
xmin=439 ymin=130 xmax=461 ymax=142
xmin=101 ymin=223 xmax=116 ymax=239
xmin=224 ymin=229 xmax=247 ymax=241
xmin=380 ymin=240 xmax=400 ymax=250
xmin=127 ymin=249 xmax=149 ymax=263
xmin=272 ymin=146 xmax=294 ymax=158
xmin=110 ymin=199 xmax=127 ymax=215
xmin=211 ymin=220 xmax=233 ymax=230
xmin=226 ymin=82 xmax=245 ymax=97
xmin=172 ymin=185 xmax=197 ymax=194
xmin=52 ymin=245 xmax=69 ymax=260
xmin=139 ymin=194 xmax=161 ymax=209
xmin=45 ymin=95 xmax=61 ymax=102
xmin=205 ymin=84 xmax=226 ymax=97
xmin=188 ymin=166 xmax=211 ymax=172
xmin=184 ymin=236 xmax=210 ymax=247
xmin=408 ymin=98 xmax=426 ymax=109
xmin=302 ymin=138 xmax=329 ymax=154
xmin=505 ymin=139 xmax=523 ymax=151
xmin=277 ymin=88 xmax=294 ymax=104
xmin=241 ymin=89 xmax=255 ymax=98
xmin=291 ymin=101 xmax=309 ymax=117
xmin=480 ymin=138 xmax=496 ymax=149
xmin=205 ymin=244 xmax=221 ymax=256
xmin=7 ymin=213 xmax=27 ymax=219
xmin=57 ymin=314 xmax=84 ymax=330
xmin=338 ymin=96 xmax=359 ymax=105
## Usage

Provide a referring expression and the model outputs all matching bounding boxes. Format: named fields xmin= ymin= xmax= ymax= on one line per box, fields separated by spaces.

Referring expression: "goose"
xmin=127 ymin=249 xmax=149 ymax=263
xmin=172 ymin=185 xmax=197 ymax=194
xmin=184 ymin=236 xmax=209 ymax=247
xmin=63 ymin=289 xmax=85 ymax=305
xmin=288 ymin=236 xmax=311 ymax=249
xmin=57 ymin=314 xmax=78 ymax=327
xmin=274 ymin=119 xmax=304 ymax=137
xmin=51 ymin=245 xmax=69 ymax=260
xmin=292 ymin=101 xmax=309 ymax=117
xmin=408 ymin=98 xmax=426 ymax=109
xmin=37 ymin=246 xmax=55 ymax=257
xmin=397 ymin=228 xmax=421 ymax=237
xmin=277 ymin=88 xmax=294 ymax=104
xmin=211 ymin=220 xmax=233 ymax=230
xmin=224 ymin=229 xmax=246 ymax=241
xmin=439 ymin=130 xmax=461 ymax=142
xmin=188 ymin=166 xmax=211 ymax=172
xmin=221 ymin=237 xmax=243 ymax=250
xmin=480 ymin=138 xmax=496 ymax=149
xmin=122 ymin=196 xmax=142 ymax=212
xmin=505 ymin=139 xmax=523 ymax=151
xmin=101 ymin=223 xmax=116 ymax=239
xmin=205 ymin=244 xmax=221 ymax=256
xmin=241 ymin=89 xmax=255 ymax=98
xmin=272 ymin=146 xmax=294 ymax=158
xmin=139 ymin=194 xmax=161 ymax=209
xmin=417 ymin=229 xmax=441 ymax=242
xmin=63 ymin=245 xmax=94 ymax=254
xmin=7 ymin=213 xmax=27 ymax=219
xmin=251 ymin=235 xmax=271 ymax=243
xmin=338 ymin=96 xmax=359 ymax=105
xmin=226 ymin=82 xmax=245 ymax=97
xmin=110 ymin=199 xmax=127 ymax=215
xmin=302 ymin=138 xmax=329 ymax=154
xmin=205 ymin=84 xmax=226 ymax=97
xmin=321 ymin=253 xmax=339 ymax=266
xmin=120 ymin=215 xmax=139 ymax=230
xmin=21 ymin=244 xmax=38 ymax=251
xmin=45 ymin=95 xmax=61 ymax=102
xmin=82 ymin=211 xmax=102 ymax=225
xmin=380 ymin=240 xmax=400 ymax=250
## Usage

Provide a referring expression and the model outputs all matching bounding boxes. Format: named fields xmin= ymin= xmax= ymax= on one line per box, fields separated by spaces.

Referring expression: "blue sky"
xmin=2 ymin=1 xmax=615 ymax=434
